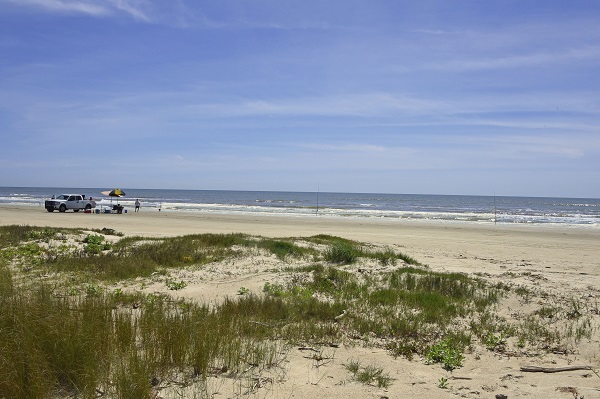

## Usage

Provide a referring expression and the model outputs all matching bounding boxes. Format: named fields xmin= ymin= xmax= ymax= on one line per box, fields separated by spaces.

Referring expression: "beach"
xmin=2 ymin=204 xmax=598 ymax=285
xmin=2 ymin=204 xmax=600 ymax=398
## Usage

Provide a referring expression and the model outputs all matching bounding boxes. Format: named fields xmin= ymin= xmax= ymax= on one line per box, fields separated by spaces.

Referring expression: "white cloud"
xmin=7 ymin=0 xmax=150 ymax=21
xmin=106 ymin=0 xmax=150 ymax=21
xmin=185 ymin=92 xmax=444 ymax=118
xmin=299 ymin=143 xmax=387 ymax=153
xmin=10 ymin=0 xmax=109 ymax=16
xmin=431 ymin=45 xmax=600 ymax=71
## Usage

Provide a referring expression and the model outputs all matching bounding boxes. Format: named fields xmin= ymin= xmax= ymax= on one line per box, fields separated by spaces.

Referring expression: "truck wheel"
xmin=47 ymin=208 xmax=54 ymax=213
xmin=85 ymin=204 xmax=92 ymax=211
xmin=59 ymin=204 xmax=66 ymax=213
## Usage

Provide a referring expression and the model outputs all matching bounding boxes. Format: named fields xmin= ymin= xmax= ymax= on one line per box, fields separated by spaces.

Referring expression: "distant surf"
xmin=0 ymin=187 xmax=598 ymax=227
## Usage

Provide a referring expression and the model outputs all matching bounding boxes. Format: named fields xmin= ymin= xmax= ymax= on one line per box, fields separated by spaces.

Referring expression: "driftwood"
xmin=520 ymin=365 xmax=592 ymax=373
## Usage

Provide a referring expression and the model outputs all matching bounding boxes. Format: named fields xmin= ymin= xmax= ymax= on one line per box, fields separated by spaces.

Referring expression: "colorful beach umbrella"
xmin=101 ymin=189 xmax=126 ymax=205
xmin=101 ymin=188 xmax=126 ymax=197
xmin=110 ymin=188 xmax=126 ymax=197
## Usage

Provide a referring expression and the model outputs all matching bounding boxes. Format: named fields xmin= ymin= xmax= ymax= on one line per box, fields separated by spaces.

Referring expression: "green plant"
xmin=344 ymin=359 xmax=360 ymax=375
xmin=345 ymin=360 xmax=392 ymax=388
xmin=263 ymin=282 xmax=285 ymax=297
xmin=426 ymin=338 xmax=465 ymax=371
xmin=83 ymin=234 xmax=104 ymax=245
xmin=565 ymin=298 xmax=583 ymax=319
xmin=237 ymin=286 xmax=250 ymax=295
xmin=438 ymin=376 xmax=449 ymax=389
xmin=83 ymin=234 xmax=111 ymax=254
xmin=166 ymin=279 xmax=187 ymax=290
xmin=324 ymin=241 xmax=359 ymax=264
xmin=259 ymin=239 xmax=307 ymax=260
xmin=484 ymin=333 xmax=507 ymax=351
xmin=92 ymin=227 xmax=123 ymax=237
xmin=85 ymin=283 xmax=103 ymax=297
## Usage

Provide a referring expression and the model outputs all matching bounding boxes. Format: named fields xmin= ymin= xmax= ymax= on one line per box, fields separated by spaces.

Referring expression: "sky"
xmin=1 ymin=0 xmax=599 ymax=198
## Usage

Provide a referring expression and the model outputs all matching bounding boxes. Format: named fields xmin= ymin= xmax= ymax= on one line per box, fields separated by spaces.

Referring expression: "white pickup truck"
xmin=45 ymin=194 xmax=96 ymax=213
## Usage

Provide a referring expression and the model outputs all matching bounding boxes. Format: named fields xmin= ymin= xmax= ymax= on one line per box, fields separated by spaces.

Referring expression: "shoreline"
xmin=2 ymin=188 xmax=599 ymax=227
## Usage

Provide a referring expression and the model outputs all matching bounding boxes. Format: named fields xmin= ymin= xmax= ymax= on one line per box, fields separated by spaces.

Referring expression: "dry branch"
xmin=520 ymin=365 xmax=592 ymax=373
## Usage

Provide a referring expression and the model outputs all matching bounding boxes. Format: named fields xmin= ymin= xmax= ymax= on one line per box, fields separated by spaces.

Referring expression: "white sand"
xmin=2 ymin=204 xmax=600 ymax=398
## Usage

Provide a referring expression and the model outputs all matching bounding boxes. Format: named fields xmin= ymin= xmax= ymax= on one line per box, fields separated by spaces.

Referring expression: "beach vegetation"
xmin=237 ymin=286 xmax=250 ymax=295
xmin=165 ymin=278 xmax=187 ymax=290
xmin=324 ymin=240 xmax=360 ymax=264
xmin=263 ymin=282 xmax=286 ymax=297
xmin=257 ymin=239 xmax=310 ymax=260
xmin=82 ymin=234 xmax=111 ymax=254
xmin=345 ymin=360 xmax=392 ymax=388
xmin=438 ymin=376 xmax=449 ymax=389
xmin=307 ymin=235 xmax=420 ymax=266
xmin=91 ymin=227 xmax=123 ymax=236
xmin=0 ymin=225 xmax=58 ymax=248
xmin=0 ymin=225 xmax=594 ymax=398
xmin=483 ymin=333 xmax=507 ymax=352
xmin=425 ymin=337 xmax=465 ymax=371
xmin=535 ymin=305 xmax=559 ymax=319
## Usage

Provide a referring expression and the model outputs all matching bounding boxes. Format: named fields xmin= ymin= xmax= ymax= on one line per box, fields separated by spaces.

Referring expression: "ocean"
xmin=0 ymin=187 xmax=599 ymax=227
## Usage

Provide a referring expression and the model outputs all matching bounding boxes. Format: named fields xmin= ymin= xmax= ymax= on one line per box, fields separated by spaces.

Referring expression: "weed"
xmin=565 ymin=298 xmax=583 ymax=320
xmin=83 ymin=234 xmax=105 ymax=245
xmin=166 ymin=279 xmax=187 ymax=290
xmin=438 ymin=376 xmax=449 ymax=389
xmin=484 ymin=333 xmax=506 ymax=352
xmin=344 ymin=359 xmax=360 ymax=374
xmin=324 ymin=241 xmax=360 ymax=264
xmin=85 ymin=283 xmax=103 ymax=297
xmin=426 ymin=338 xmax=465 ymax=371
xmin=92 ymin=227 xmax=123 ymax=237
xmin=535 ymin=305 xmax=558 ymax=319
xmin=564 ymin=317 xmax=593 ymax=342
xmin=259 ymin=239 xmax=308 ymax=260
xmin=263 ymin=282 xmax=285 ymax=297
xmin=83 ymin=234 xmax=111 ymax=254
xmin=346 ymin=361 xmax=392 ymax=388
xmin=238 ymin=286 xmax=251 ymax=295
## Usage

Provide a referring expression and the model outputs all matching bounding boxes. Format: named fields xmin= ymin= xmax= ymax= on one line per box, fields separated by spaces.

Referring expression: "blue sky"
xmin=1 ymin=0 xmax=599 ymax=197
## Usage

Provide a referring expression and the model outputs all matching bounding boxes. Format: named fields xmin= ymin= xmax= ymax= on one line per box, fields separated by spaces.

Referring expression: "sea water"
xmin=0 ymin=187 xmax=598 ymax=227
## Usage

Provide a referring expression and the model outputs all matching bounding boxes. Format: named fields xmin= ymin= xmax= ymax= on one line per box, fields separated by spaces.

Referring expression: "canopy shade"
xmin=101 ymin=189 xmax=126 ymax=197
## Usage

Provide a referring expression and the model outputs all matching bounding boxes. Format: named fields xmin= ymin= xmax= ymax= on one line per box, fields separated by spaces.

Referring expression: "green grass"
xmin=309 ymin=235 xmax=420 ymax=266
xmin=0 ymin=283 xmax=291 ymax=399
xmin=0 ymin=225 xmax=591 ymax=397
xmin=345 ymin=360 xmax=392 ymax=388
xmin=37 ymin=233 xmax=313 ymax=281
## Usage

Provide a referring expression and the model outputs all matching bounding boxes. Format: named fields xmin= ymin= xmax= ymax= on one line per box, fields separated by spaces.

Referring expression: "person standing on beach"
xmin=135 ymin=199 xmax=140 ymax=212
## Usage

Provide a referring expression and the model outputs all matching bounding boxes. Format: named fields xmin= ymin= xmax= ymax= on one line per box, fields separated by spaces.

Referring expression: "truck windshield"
xmin=56 ymin=195 xmax=68 ymax=200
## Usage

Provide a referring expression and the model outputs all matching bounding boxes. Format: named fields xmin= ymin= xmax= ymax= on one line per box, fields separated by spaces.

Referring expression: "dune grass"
xmin=0 ymin=225 xmax=590 ymax=398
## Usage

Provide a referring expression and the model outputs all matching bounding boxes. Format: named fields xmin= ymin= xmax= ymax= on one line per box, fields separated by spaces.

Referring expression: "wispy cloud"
xmin=299 ymin=143 xmax=388 ymax=153
xmin=10 ymin=0 xmax=109 ymax=16
xmin=185 ymin=92 xmax=444 ymax=118
xmin=7 ymin=0 xmax=150 ymax=21
xmin=106 ymin=0 xmax=150 ymax=22
xmin=430 ymin=45 xmax=600 ymax=71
